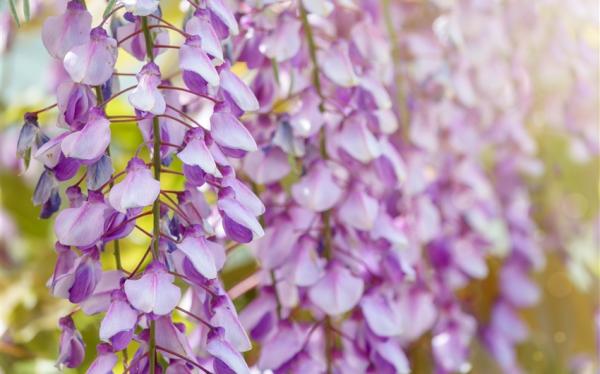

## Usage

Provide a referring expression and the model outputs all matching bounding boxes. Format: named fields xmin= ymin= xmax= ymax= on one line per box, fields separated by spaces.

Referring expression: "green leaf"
xmin=103 ymin=0 xmax=118 ymax=19
xmin=8 ymin=0 xmax=20 ymax=27
xmin=23 ymin=0 xmax=30 ymax=21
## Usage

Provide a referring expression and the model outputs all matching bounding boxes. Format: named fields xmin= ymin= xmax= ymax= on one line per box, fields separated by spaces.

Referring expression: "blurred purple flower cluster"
xmin=9 ymin=0 xmax=597 ymax=373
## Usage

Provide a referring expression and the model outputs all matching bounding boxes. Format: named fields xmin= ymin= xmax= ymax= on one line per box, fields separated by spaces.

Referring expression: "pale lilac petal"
xmin=108 ymin=158 xmax=160 ymax=213
xmin=207 ymin=329 xmax=250 ymax=374
xmin=452 ymin=240 xmax=488 ymax=279
xmin=255 ymin=224 xmax=297 ymax=270
xmin=359 ymin=75 xmax=392 ymax=109
xmin=34 ymin=133 xmax=66 ymax=168
xmin=259 ymin=16 xmax=301 ymax=62
xmin=374 ymin=340 xmax=410 ymax=374
xmin=291 ymin=161 xmax=343 ymax=212
xmin=177 ymin=138 xmax=219 ymax=176
xmin=184 ymin=16 xmax=223 ymax=62
xmin=491 ymin=302 xmax=528 ymax=343
xmin=99 ymin=295 xmax=138 ymax=342
xmin=318 ymin=42 xmax=359 ymax=87
xmin=210 ymin=296 xmax=252 ymax=352
xmin=42 ymin=1 xmax=92 ymax=59
xmin=398 ymin=289 xmax=437 ymax=341
xmin=292 ymin=236 xmax=324 ymax=286
xmin=154 ymin=317 xmax=195 ymax=358
xmin=64 ymin=28 xmax=117 ymax=86
xmin=500 ymin=263 xmax=540 ymax=307
xmin=338 ymin=115 xmax=381 ymax=163
xmin=180 ymin=37 xmax=220 ymax=86
xmin=55 ymin=201 xmax=109 ymax=247
xmin=61 ymin=110 xmax=111 ymax=161
xmin=57 ymin=316 xmax=85 ymax=369
xmin=128 ymin=62 xmax=165 ymax=115
xmin=432 ymin=330 xmax=469 ymax=372
xmin=120 ymin=0 xmax=159 ymax=16
xmin=177 ymin=236 xmax=218 ymax=279
xmin=80 ymin=270 xmax=123 ymax=315
xmin=239 ymin=293 xmax=277 ymax=333
xmin=124 ymin=264 xmax=181 ymax=315
xmin=222 ymin=174 xmax=265 ymax=216
xmin=218 ymin=196 xmax=264 ymax=239
xmin=86 ymin=345 xmax=117 ymax=374
xmin=207 ymin=0 xmax=239 ymax=35
xmin=361 ymin=292 xmax=403 ymax=337
xmin=211 ymin=112 xmax=257 ymax=152
xmin=373 ymin=109 xmax=399 ymax=134
xmin=308 ymin=263 xmax=364 ymax=316
xmin=257 ymin=323 xmax=304 ymax=370
xmin=338 ymin=188 xmax=378 ymax=231
xmin=371 ymin=210 xmax=408 ymax=247
xmin=219 ymin=69 xmax=259 ymax=112
xmin=302 ymin=0 xmax=334 ymax=16
xmin=242 ymin=147 xmax=291 ymax=184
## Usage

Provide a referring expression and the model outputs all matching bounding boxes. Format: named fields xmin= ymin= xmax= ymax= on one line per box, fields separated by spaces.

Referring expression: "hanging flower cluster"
xmin=231 ymin=2 xmax=418 ymax=373
xmin=12 ymin=0 xmax=598 ymax=373
xmin=18 ymin=0 xmax=265 ymax=372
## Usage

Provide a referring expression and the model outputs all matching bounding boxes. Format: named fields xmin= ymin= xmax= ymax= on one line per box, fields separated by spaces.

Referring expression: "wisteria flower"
xmin=63 ymin=27 xmax=117 ymax=86
xmin=124 ymin=262 xmax=181 ymax=315
xmin=108 ymin=157 xmax=160 ymax=212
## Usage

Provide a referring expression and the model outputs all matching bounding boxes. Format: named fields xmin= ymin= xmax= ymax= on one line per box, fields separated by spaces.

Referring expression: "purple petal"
xmin=210 ymin=112 xmax=257 ymax=152
xmin=61 ymin=109 xmax=111 ymax=161
xmin=63 ymin=27 xmax=117 ymax=86
xmin=99 ymin=292 xmax=138 ymax=344
xmin=124 ymin=262 xmax=181 ymax=315
xmin=180 ymin=36 xmax=220 ymax=86
xmin=206 ymin=328 xmax=250 ymax=374
xmin=108 ymin=158 xmax=160 ymax=212
xmin=42 ymin=1 xmax=92 ymax=59
xmin=68 ymin=256 xmax=102 ymax=303
xmin=177 ymin=236 xmax=218 ymax=279
xmin=55 ymin=200 xmax=110 ymax=247
xmin=308 ymin=263 xmax=364 ymax=316
xmin=219 ymin=69 xmax=259 ymax=112
xmin=338 ymin=187 xmax=378 ymax=231
xmin=291 ymin=161 xmax=343 ymax=212
xmin=184 ymin=16 xmax=223 ymax=62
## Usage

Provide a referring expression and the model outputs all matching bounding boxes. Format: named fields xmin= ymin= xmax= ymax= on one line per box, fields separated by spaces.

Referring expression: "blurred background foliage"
xmin=0 ymin=0 xmax=598 ymax=373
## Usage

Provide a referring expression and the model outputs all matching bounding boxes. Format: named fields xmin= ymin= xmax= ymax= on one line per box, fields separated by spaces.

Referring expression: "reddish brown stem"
xmin=158 ymin=113 xmax=194 ymax=129
xmin=128 ymin=246 xmax=152 ymax=279
xmin=117 ymin=25 xmax=188 ymax=46
xmin=175 ymin=306 xmax=214 ymax=328
xmin=30 ymin=103 xmax=57 ymax=115
xmin=101 ymin=85 xmax=136 ymax=106
xmin=153 ymin=44 xmax=180 ymax=49
xmin=166 ymin=104 xmax=203 ymax=128
xmin=161 ymin=168 xmax=184 ymax=176
xmin=168 ymin=271 xmax=218 ymax=297
xmin=155 ymin=346 xmax=211 ymax=374
xmin=158 ymin=86 xmax=220 ymax=104
xmin=135 ymin=225 xmax=153 ymax=238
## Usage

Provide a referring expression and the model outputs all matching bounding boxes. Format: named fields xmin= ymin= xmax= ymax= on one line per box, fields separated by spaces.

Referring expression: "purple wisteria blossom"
xmin=13 ymin=0 xmax=598 ymax=372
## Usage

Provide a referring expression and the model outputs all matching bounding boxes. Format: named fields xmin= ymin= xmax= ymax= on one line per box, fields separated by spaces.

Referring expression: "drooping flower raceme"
xmin=14 ymin=0 xmax=598 ymax=372
xmin=21 ymin=1 xmax=265 ymax=372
